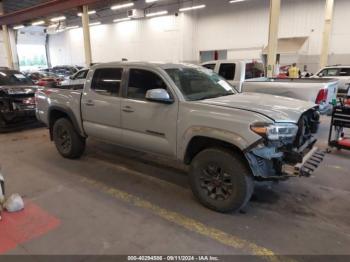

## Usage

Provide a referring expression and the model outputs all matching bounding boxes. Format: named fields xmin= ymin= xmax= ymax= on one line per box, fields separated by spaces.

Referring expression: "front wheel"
xmin=189 ymin=148 xmax=254 ymax=213
xmin=53 ymin=118 xmax=85 ymax=159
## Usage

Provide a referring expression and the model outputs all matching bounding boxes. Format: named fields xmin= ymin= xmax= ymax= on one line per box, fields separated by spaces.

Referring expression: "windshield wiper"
xmin=197 ymin=93 xmax=234 ymax=100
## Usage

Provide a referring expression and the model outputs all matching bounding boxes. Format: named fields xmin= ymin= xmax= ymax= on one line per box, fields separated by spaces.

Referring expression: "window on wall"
xmin=17 ymin=44 xmax=48 ymax=71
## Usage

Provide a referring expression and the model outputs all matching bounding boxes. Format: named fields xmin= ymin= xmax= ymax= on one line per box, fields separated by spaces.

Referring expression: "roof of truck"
xmin=324 ymin=65 xmax=350 ymax=68
xmin=91 ymin=61 xmax=201 ymax=70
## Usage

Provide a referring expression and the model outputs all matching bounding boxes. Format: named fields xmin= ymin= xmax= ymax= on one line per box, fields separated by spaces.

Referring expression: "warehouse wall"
xmin=49 ymin=14 xmax=187 ymax=66
xmin=48 ymin=0 xmax=350 ymax=73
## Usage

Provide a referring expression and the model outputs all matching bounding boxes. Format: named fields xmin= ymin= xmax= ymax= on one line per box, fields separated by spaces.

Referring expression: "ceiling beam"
xmin=0 ymin=0 xmax=102 ymax=25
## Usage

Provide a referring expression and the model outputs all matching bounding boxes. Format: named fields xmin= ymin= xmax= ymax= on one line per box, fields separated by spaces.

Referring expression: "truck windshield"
xmin=165 ymin=67 xmax=237 ymax=101
xmin=0 ymin=70 xmax=33 ymax=86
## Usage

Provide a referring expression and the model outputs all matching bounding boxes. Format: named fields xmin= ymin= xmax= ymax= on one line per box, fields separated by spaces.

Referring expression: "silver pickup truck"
xmin=36 ymin=62 xmax=324 ymax=213
xmin=202 ymin=60 xmax=338 ymax=114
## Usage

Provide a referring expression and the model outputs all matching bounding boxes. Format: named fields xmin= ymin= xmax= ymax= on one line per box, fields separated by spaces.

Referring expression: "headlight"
xmin=251 ymin=122 xmax=298 ymax=140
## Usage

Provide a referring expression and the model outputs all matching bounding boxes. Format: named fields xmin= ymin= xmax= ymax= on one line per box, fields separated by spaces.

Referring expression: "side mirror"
xmin=69 ymin=76 xmax=74 ymax=80
xmin=318 ymin=73 xmax=324 ymax=77
xmin=146 ymin=89 xmax=174 ymax=104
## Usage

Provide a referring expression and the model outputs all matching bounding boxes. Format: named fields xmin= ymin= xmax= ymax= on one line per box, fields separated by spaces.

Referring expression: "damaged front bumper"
xmin=282 ymin=147 xmax=325 ymax=177
xmin=246 ymin=138 xmax=326 ymax=180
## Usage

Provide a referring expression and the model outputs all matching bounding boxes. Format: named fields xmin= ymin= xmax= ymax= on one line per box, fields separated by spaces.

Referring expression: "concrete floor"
xmin=0 ymin=117 xmax=349 ymax=258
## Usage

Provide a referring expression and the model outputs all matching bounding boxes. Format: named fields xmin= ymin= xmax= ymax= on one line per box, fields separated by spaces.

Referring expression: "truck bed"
xmin=35 ymin=87 xmax=84 ymax=133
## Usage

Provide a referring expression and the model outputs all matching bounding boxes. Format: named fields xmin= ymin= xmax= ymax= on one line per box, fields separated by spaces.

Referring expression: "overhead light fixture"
xmin=89 ymin=22 xmax=101 ymax=26
xmin=113 ymin=17 xmax=131 ymax=23
xmin=146 ymin=0 xmax=159 ymax=3
xmin=179 ymin=5 xmax=206 ymax=12
xmin=32 ymin=20 xmax=45 ymax=26
xmin=50 ymin=16 xmax=66 ymax=22
xmin=77 ymin=10 xmax=96 ymax=16
xmin=146 ymin=10 xmax=168 ymax=17
xmin=111 ymin=2 xmax=134 ymax=10
xmin=229 ymin=0 xmax=246 ymax=3
xmin=66 ymin=25 xmax=79 ymax=30
xmin=13 ymin=25 xmax=24 ymax=30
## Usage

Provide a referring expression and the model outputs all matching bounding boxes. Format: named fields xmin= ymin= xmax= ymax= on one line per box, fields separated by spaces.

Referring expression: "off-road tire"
xmin=53 ymin=118 xmax=85 ymax=159
xmin=189 ymin=148 xmax=254 ymax=213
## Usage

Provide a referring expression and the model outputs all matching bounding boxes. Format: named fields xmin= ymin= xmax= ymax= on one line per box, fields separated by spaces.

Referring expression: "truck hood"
xmin=199 ymin=92 xmax=317 ymax=123
xmin=0 ymin=85 xmax=37 ymax=95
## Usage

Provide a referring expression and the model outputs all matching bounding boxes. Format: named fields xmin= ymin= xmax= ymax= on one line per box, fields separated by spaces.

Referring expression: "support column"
xmin=320 ymin=0 xmax=334 ymax=68
xmin=0 ymin=1 xmax=14 ymax=69
xmin=81 ymin=5 xmax=92 ymax=67
xmin=266 ymin=0 xmax=281 ymax=78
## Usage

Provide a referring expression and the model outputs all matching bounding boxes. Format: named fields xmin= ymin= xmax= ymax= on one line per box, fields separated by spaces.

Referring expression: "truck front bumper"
xmin=282 ymin=147 xmax=325 ymax=177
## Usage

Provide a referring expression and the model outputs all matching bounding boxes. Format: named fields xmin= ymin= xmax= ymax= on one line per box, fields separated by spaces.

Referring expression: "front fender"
xmin=179 ymin=126 xmax=259 ymax=161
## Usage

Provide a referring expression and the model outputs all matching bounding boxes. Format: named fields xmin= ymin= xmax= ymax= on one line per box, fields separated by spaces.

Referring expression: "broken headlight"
xmin=251 ymin=122 xmax=298 ymax=141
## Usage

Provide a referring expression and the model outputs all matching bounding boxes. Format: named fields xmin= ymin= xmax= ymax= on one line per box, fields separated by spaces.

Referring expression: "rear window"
xmin=0 ymin=70 xmax=33 ymax=86
xmin=245 ymin=63 xmax=265 ymax=79
xmin=218 ymin=63 xmax=235 ymax=80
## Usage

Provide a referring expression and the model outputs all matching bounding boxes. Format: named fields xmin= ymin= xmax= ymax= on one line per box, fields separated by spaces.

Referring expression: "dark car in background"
xmin=0 ymin=69 xmax=38 ymax=129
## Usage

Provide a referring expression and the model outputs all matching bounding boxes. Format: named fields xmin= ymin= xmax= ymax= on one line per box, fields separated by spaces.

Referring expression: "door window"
xmin=218 ymin=63 xmax=235 ymax=80
xmin=320 ymin=68 xmax=339 ymax=77
xmin=339 ymin=68 xmax=350 ymax=76
xmin=202 ymin=64 xmax=216 ymax=70
xmin=127 ymin=69 xmax=167 ymax=100
xmin=91 ymin=68 xmax=122 ymax=96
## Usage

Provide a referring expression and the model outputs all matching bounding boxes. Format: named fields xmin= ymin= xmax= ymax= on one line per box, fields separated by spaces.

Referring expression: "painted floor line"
xmin=81 ymin=177 xmax=292 ymax=262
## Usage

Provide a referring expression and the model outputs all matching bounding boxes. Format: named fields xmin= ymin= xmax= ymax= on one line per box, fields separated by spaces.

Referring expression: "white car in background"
xmin=313 ymin=65 xmax=350 ymax=91
xmin=60 ymin=69 xmax=89 ymax=86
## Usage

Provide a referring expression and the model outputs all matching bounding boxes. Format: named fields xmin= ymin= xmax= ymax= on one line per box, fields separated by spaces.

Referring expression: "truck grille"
xmin=294 ymin=108 xmax=320 ymax=148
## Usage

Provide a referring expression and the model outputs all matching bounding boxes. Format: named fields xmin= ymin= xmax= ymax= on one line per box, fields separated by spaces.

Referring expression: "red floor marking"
xmin=0 ymin=201 xmax=61 ymax=254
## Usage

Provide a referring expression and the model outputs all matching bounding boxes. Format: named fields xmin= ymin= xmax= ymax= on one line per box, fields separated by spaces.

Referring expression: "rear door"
xmin=120 ymin=68 xmax=178 ymax=157
xmin=81 ymin=67 xmax=124 ymax=144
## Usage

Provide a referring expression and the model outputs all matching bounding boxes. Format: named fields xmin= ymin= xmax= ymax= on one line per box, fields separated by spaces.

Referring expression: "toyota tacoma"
xmin=35 ymin=62 xmax=324 ymax=212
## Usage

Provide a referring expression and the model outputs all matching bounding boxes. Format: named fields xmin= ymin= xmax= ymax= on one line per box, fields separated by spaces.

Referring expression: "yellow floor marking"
xmin=81 ymin=177 xmax=292 ymax=262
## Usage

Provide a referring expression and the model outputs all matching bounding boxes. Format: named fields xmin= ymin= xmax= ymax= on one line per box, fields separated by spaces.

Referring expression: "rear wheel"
xmin=53 ymin=118 xmax=85 ymax=159
xmin=189 ymin=148 xmax=254 ymax=213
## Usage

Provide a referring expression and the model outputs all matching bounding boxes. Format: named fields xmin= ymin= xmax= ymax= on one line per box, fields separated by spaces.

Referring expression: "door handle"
xmin=122 ymin=109 xmax=134 ymax=113
xmin=122 ymin=106 xmax=134 ymax=113
xmin=85 ymin=100 xmax=95 ymax=106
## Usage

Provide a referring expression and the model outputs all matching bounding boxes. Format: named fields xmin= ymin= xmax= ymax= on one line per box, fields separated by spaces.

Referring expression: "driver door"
xmin=121 ymin=68 xmax=178 ymax=157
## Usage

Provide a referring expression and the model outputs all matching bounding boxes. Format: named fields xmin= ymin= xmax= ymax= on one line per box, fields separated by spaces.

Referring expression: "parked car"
xmin=36 ymin=62 xmax=324 ymax=213
xmin=0 ymin=69 xmax=38 ymax=128
xmin=312 ymin=65 xmax=350 ymax=92
xmin=25 ymin=72 xmax=63 ymax=87
xmin=40 ymin=65 xmax=79 ymax=78
xmin=202 ymin=60 xmax=338 ymax=114
xmin=60 ymin=68 xmax=89 ymax=87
